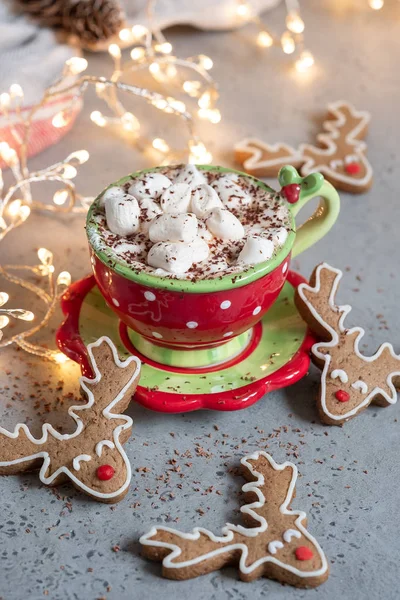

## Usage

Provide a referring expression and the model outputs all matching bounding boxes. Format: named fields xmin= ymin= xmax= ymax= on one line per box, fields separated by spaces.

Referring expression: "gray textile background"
xmin=1 ymin=1 xmax=400 ymax=599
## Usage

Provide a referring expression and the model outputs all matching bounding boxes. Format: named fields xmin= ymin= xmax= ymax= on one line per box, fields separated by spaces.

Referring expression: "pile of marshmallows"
xmin=102 ymin=165 xmax=287 ymax=275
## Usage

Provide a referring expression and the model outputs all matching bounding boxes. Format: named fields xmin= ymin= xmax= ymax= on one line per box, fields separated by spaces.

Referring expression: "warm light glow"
xmin=9 ymin=84 xmax=23 ymax=98
xmin=286 ymin=11 xmax=305 ymax=34
xmin=149 ymin=62 xmax=160 ymax=74
xmin=197 ymin=55 xmax=213 ymax=70
xmin=108 ymin=44 xmax=121 ymax=59
xmin=152 ymin=138 xmax=170 ymax=153
xmin=155 ymin=42 xmax=173 ymax=54
xmin=236 ymin=1 xmax=250 ymax=17
xmin=188 ymin=141 xmax=213 ymax=164
xmin=183 ymin=80 xmax=201 ymax=96
xmin=198 ymin=108 xmax=221 ymax=124
xmin=7 ymin=199 xmax=21 ymax=218
xmin=53 ymin=190 xmax=69 ymax=206
xmin=52 ymin=111 xmax=70 ymax=128
xmin=38 ymin=248 xmax=53 ymax=265
xmin=369 ymin=0 xmax=384 ymax=8
xmin=281 ymin=31 xmax=296 ymax=54
xmin=67 ymin=149 xmax=90 ymax=164
xmin=119 ymin=28 xmax=132 ymax=41
xmin=65 ymin=56 xmax=88 ymax=75
xmin=0 ymin=93 xmax=10 ymax=109
xmin=0 ymin=315 xmax=10 ymax=329
xmin=295 ymin=50 xmax=314 ymax=72
xmin=62 ymin=165 xmax=77 ymax=179
xmin=55 ymin=352 xmax=69 ymax=364
xmin=90 ymin=110 xmax=107 ymax=127
xmin=130 ymin=47 xmax=146 ymax=61
xmin=57 ymin=271 xmax=72 ymax=287
xmin=152 ymin=97 xmax=168 ymax=110
xmin=19 ymin=205 xmax=30 ymax=221
xmin=0 ymin=292 xmax=9 ymax=306
xmin=167 ymin=97 xmax=186 ymax=113
xmin=121 ymin=112 xmax=140 ymax=132
xmin=17 ymin=310 xmax=35 ymax=321
xmin=0 ymin=142 xmax=18 ymax=166
xmin=198 ymin=91 xmax=212 ymax=109
xmin=131 ymin=24 xmax=148 ymax=38
xmin=257 ymin=31 xmax=274 ymax=48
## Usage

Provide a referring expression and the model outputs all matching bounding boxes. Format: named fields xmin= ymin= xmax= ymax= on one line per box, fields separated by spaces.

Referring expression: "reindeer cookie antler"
xmin=140 ymin=452 xmax=329 ymax=587
xmin=235 ymin=101 xmax=372 ymax=194
xmin=295 ymin=263 xmax=400 ymax=425
xmin=0 ymin=337 xmax=141 ymax=502
xmin=299 ymin=101 xmax=372 ymax=193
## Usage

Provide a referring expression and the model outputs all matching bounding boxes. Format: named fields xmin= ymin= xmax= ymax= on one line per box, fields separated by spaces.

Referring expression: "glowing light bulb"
xmin=108 ymin=44 xmax=121 ymax=59
xmin=236 ymin=1 xmax=250 ymax=18
xmin=0 ymin=292 xmax=9 ymax=306
xmin=57 ymin=271 xmax=72 ymax=287
xmin=67 ymin=150 xmax=90 ymax=164
xmin=65 ymin=56 xmax=88 ymax=75
xmin=198 ymin=108 xmax=221 ymax=124
xmin=188 ymin=141 xmax=213 ymax=164
xmin=132 ymin=25 xmax=148 ymax=38
xmin=0 ymin=142 xmax=18 ymax=166
xmin=130 ymin=47 xmax=146 ymax=61
xmin=281 ymin=31 xmax=296 ymax=54
xmin=257 ymin=31 xmax=274 ymax=48
xmin=55 ymin=352 xmax=69 ymax=364
xmin=152 ymin=138 xmax=170 ymax=153
xmin=90 ymin=111 xmax=107 ymax=127
xmin=62 ymin=165 xmax=77 ymax=179
xmin=149 ymin=62 xmax=160 ymax=75
xmin=121 ymin=112 xmax=140 ymax=132
xmin=167 ymin=98 xmax=186 ymax=113
xmin=52 ymin=111 xmax=70 ymax=128
xmin=119 ymin=28 xmax=132 ymax=41
xmin=7 ymin=199 xmax=21 ymax=218
xmin=369 ymin=0 xmax=384 ymax=8
xmin=152 ymin=98 xmax=168 ymax=110
xmin=53 ymin=190 xmax=69 ymax=206
xmin=19 ymin=205 xmax=30 ymax=221
xmin=0 ymin=315 xmax=10 ymax=329
xmin=197 ymin=55 xmax=213 ymax=70
xmin=286 ymin=11 xmax=305 ymax=34
xmin=0 ymin=93 xmax=10 ymax=109
xmin=38 ymin=248 xmax=53 ymax=265
xmin=9 ymin=84 xmax=23 ymax=98
xmin=198 ymin=91 xmax=212 ymax=109
xmin=295 ymin=50 xmax=314 ymax=72
xmin=183 ymin=80 xmax=201 ymax=96
xmin=155 ymin=42 xmax=173 ymax=54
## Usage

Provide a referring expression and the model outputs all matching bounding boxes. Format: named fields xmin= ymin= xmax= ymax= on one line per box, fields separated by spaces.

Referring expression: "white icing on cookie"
xmin=283 ymin=529 xmax=302 ymax=543
xmin=268 ymin=540 xmax=284 ymax=555
xmin=330 ymin=369 xmax=348 ymax=384
xmin=95 ymin=440 xmax=116 ymax=457
xmin=72 ymin=454 xmax=91 ymax=471
xmin=351 ymin=380 xmax=368 ymax=394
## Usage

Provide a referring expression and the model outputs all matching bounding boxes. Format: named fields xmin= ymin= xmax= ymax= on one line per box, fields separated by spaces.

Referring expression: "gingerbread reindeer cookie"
xmin=140 ymin=451 xmax=329 ymax=588
xmin=295 ymin=263 xmax=400 ymax=425
xmin=0 ymin=337 xmax=141 ymax=502
xmin=235 ymin=101 xmax=372 ymax=194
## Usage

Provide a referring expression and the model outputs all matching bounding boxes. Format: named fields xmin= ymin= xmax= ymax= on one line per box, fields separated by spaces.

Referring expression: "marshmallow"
xmin=128 ymin=172 xmax=171 ymax=200
xmin=105 ymin=193 xmax=140 ymax=237
xmin=212 ymin=177 xmax=252 ymax=210
xmin=99 ymin=185 xmax=126 ymax=208
xmin=197 ymin=220 xmax=214 ymax=242
xmin=148 ymin=242 xmax=197 ymax=274
xmin=160 ymin=183 xmax=192 ymax=214
xmin=139 ymin=198 xmax=162 ymax=233
xmin=271 ymin=227 xmax=288 ymax=246
xmin=191 ymin=184 xmax=222 ymax=218
xmin=205 ymin=208 xmax=244 ymax=241
xmin=149 ymin=213 xmax=198 ymax=243
xmin=238 ymin=236 xmax=275 ymax=265
xmin=188 ymin=238 xmax=210 ymax=263
xmin=174 ymin=164 xmax=206 ymax=186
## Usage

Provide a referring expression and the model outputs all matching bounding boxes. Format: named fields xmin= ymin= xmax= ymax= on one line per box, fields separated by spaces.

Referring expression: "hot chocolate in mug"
xmin=86 ymin=165 xmax=340 ymax=367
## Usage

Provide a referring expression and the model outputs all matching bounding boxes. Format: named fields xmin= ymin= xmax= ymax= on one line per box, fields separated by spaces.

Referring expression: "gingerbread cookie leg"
xmin=234 ymin=138 xmax=304 ymax=178
xmin=140 ymin=452 xmax=329 ymax=587
xmin=0 ymin=337 xmax=141 ymax=502
xmin=299 ymin=101 xmax=372 ymax=193
xmin=295 ymin=263 xmax=400 ymax=425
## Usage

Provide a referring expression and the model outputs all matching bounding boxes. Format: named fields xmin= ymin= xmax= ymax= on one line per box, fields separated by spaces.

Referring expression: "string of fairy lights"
xmin=0 ymin=0 xmax=387 ymax=362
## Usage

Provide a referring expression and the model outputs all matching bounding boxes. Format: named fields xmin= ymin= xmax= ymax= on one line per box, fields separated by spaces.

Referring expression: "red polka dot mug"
xmin=86 ymin=165 xmax=340 ymax=367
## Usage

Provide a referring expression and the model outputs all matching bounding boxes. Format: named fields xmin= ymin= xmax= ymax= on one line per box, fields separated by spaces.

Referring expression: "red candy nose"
xmin=344 ymin=162 xmax=361 ymax=175
xmin=281 ymin=183 xmax=301 ymax=204
xmin=295 ymin=546 xmax=314 ymax=561
xmin=97 ymin=464 xmax=115 ymax=481
xmin=335 ymin=389 xmax=350 ymax=402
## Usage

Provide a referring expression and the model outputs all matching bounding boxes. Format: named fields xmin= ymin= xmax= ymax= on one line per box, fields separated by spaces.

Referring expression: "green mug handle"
xmin=278 ymin=166 xmax=340 ymax=258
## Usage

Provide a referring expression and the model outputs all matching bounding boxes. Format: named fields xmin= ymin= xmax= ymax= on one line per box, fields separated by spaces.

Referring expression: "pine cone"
xmin=14 ymin=0 xmax=125 ymax=44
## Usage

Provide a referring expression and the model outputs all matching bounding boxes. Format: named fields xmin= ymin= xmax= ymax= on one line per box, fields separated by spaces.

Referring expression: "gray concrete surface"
xmin=1 ymin=0 xmax=399 ymax=598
